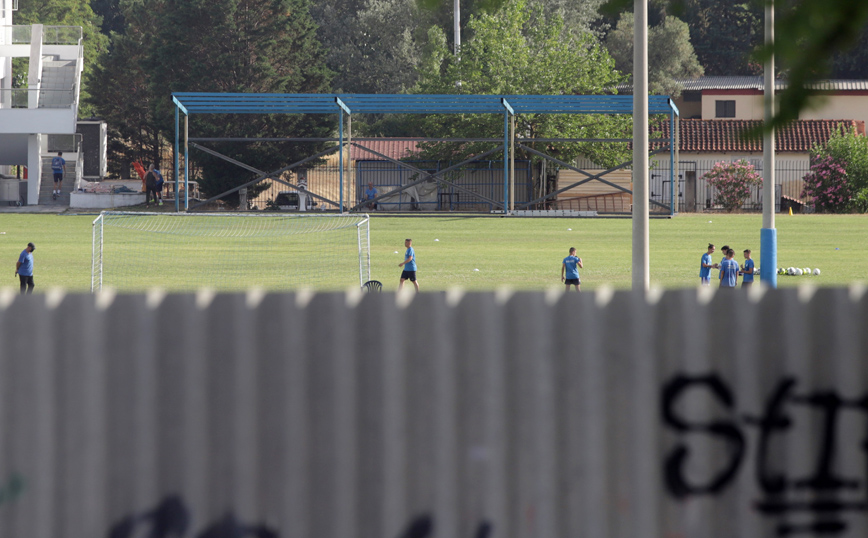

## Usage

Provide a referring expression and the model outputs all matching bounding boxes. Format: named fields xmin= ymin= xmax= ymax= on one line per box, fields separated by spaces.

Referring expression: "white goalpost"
xmin=92 ymin=212 xmax=371 ymax=292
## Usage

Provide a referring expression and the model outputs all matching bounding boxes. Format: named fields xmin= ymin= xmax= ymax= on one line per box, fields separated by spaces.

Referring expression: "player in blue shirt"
xmin=718 ymin=248 xmax=739 ymax=288
xmin=561 ymin=247 xmax=584 ymax=291
xmin=398 ymin=238 xmax=419 ymax=292
xmin=14 ymin=242 xmax=36 ymax=295
xmin=51 ymin=151 xmax=66 ymax=198
xmin=740 ymin=249 xmax=755 ymax=288
xmin=699 ymin=243 xmax=716 ymax=286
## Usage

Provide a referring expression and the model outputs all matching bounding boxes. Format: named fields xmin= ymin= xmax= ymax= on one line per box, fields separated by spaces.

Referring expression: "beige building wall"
xmin=701 ymin=93 xmax=764 ymax=120
xmin=797 ymin=95 xmax=868 ymax=126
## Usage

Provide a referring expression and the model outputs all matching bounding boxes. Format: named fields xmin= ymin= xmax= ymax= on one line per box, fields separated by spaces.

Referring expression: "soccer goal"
xmin=92 ymin=212 xmax=371 ymax=292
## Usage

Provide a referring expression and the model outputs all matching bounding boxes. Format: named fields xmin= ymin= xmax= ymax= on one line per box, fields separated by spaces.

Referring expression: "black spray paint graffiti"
xmin=107 ymin=495 xmax=277 ymax=538
xmin=662 ymin=374 xmax=868 ymax=536
xmin=108 ymin=496 xmax=493 ymax=538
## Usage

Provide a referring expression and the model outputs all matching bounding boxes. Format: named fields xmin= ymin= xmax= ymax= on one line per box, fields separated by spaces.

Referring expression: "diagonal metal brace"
xmin=348 ymin=143 xmax=506 ymax=211
xmin=518 ymin=144 xmax=672 ymax=210
xmin=187 ymin=144 xmax=341 ymax=211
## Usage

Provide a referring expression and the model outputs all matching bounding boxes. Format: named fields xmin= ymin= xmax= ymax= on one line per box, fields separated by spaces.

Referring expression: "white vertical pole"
xmin=632 ymin=0 xmax=650 ymax=291
xmin=454 ymin=0 xmax=460 ymax=56
xmin=761 ymin=0 xmax=778 ymax=288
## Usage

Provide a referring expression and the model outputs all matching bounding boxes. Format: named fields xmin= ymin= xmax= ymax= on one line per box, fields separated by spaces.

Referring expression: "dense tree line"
xmin=14 ymin=0 xmax=868 ymax=201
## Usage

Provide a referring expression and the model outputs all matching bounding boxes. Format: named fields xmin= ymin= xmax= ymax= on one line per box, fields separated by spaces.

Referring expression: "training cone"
xmin=788 ymin=207 xmax=793 ymax=215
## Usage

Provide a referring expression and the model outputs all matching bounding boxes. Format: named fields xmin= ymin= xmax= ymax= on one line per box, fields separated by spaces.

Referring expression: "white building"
xmin=0 ymin=0 xmax=83 ymax=205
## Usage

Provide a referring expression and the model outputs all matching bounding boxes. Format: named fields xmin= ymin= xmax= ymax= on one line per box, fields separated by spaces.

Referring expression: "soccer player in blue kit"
xmin=699 ymin=243 xmax=716 ymax=286
xmin=398 ymin=238 xmax=419 ymax=292
xmin=718 ymin=248 xmax=739 ymax=288
xmin=740 ymin=249 xmax=755 ymax=288
xmin=561 ymin=247 xmax=584 ymax=291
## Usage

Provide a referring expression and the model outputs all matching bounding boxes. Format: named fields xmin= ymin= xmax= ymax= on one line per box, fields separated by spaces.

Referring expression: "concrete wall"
xmin=0 ymin=287 xmax=866 ymax=538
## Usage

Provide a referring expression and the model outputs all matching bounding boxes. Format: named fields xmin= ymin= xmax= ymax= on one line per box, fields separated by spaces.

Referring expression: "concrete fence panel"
xmin=0 ymin=287 xmax=866 ymax=538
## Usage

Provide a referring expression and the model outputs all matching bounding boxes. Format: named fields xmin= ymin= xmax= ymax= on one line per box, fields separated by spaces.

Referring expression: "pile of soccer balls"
xmin=777 ymin=267 xmax=821 ymax=276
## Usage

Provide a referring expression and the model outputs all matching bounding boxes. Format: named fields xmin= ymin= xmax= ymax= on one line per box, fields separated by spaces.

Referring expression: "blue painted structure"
xmin=172 ymin=93 xmax=680 ymax=212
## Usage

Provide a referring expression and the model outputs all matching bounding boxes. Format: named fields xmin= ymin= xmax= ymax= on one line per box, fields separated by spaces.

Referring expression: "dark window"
xmin=715 ymin=100 xmax=736 ymax=118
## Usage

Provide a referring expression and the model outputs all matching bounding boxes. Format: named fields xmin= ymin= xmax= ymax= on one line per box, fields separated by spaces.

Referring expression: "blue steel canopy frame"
xmin=171 ymin=93 xmax=679 ymax=213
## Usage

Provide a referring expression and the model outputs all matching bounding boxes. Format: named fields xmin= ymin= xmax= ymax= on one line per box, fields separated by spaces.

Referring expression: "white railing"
xmin=0 ymin=24 xmax=30 ymax=44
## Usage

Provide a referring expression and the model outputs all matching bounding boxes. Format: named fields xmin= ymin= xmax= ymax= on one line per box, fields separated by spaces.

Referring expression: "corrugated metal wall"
xmin=0 ymin=287 xmax=867 ymax=538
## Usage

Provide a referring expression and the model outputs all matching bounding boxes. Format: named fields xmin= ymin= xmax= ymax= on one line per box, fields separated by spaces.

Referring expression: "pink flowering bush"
xmin=801 ymin=155 xmax=852 ymax=213
xmin=702 ymin=160 xmax=763 ymax=212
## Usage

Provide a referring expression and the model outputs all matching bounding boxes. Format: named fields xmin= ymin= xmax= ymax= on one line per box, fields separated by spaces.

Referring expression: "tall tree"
xmin=14 ymin=0 xmax=109 ymax=116
xmin=87 ymin=0 xmax=161 ymax=176
xmin=146 ymin=0 xmax=334 ymax=203
xmin=413 ymin=0 xmax=632 ymax=168
xmin=91 ymin=0 xmax=126 ymax=36
xmin=310 ymin=0 xmax=422 ymax=93
xmin=604 ymin=12 xmax=703 ymax=97
xmin=678 ymin=0 xmax=762 ymax=76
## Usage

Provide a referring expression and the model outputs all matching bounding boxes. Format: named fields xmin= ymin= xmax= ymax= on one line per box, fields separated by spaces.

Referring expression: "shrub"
xmin=801 ymin=155 xmax=853 ymax=213
xmin=702 ymin=160 xmax=763 ymax=212
xmin=810 ymin=126 xmax=868 ymax=213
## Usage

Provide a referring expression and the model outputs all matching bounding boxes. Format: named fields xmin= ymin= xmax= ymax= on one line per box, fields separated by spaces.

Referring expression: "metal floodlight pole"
xmin=632 ymin=0 xmax=650 ymax=291
xmin=761 ymin=0 xmax=778 ymax=288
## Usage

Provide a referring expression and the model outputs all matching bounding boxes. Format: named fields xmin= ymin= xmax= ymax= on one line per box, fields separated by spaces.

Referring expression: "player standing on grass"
xmin=561 ymin=247 xmax=583 ymax=291
xmin=699 ymin=243 xmax=716 ymax=286
xmin=719 ymin=248 xmax=739 ymax=289
xmin=740 ymin=249 xmax=755 ymax=288
xmin=398 ymin=238 xmax=419 ymax=292
xmin=14 ymin=242 xmax=35 ymax=295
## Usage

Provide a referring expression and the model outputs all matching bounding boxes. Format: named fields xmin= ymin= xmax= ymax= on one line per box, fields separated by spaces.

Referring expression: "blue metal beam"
xmin=172 ymin=93 xmax=680 ymax=116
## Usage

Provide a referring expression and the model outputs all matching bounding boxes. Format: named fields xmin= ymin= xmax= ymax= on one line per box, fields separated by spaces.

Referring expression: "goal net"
xmin=92 ymin=212 xmax=371 ymax=292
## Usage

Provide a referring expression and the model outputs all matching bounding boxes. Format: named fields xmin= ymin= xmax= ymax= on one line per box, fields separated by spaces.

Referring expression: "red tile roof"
xmin=652 ymin=119 xmax=865 ymax=153
xmin=350 ymin=139 xmax=422 ymax=161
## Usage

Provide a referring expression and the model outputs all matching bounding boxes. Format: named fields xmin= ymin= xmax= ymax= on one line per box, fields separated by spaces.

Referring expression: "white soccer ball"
xmin=804 ymin=268 xmax=811 ymax=275
xmin=795 ymin=268 xmax=803 ymax=276
xmin=787 ymin=267 xmax=795 ymax=275
xmin=814 ymin=268 xmax=821 ymax=276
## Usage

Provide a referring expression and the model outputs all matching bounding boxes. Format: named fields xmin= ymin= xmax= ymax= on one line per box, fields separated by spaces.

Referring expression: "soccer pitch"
xmin=1 ymin=213 xmax=866 ymax=292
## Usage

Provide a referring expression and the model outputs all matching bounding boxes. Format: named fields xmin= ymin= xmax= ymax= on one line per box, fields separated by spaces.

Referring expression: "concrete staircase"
xmin=39 ymin=59 xmax=77 ymax=108
xmin=39 ymin=157 xmax=77 ymax=205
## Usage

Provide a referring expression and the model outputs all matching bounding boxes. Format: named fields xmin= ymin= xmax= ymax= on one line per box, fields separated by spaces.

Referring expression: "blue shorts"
xmin=400 ymin=270 xmax=416 ymax=281
xmin=700 ymin=277 xmax=711 ymax=285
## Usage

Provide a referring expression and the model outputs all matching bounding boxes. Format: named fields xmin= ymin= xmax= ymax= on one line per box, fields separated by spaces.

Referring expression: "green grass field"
xmin=1 ymin=212 xmax=866 ymax=292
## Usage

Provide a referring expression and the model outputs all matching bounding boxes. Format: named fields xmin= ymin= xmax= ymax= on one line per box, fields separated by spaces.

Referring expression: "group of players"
xmin=699 ymin=243 xmax=756 ymax=288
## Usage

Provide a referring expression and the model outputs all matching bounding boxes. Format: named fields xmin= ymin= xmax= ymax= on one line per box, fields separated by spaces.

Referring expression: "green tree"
xmin=412 ymin=0 xmax=632 ymax=169
xmin=604 ymin=12 xmax=703 ymax=97
xmin=87 ymin=0 xmax=161 ymax=176
xmin=310 ymin=0 xmax=422 ymax=93
xmin=145 ymin=0 xmax=334 ymax=204
xmin=14 ymin=0 xmax=110 ymax=116
xmin=679 ymin=0 xmax=762 ymax=76
xmin=91 ymin=0 xmax=126 ymax=36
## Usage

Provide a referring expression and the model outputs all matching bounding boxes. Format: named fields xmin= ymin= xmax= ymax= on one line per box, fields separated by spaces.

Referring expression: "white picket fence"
xmin=0 ymin=287 xmax=866 ymax=538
